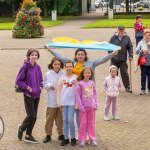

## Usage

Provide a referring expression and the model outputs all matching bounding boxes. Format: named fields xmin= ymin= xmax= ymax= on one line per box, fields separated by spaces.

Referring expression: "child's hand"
xmin=59 ymin=105 xmax=62 ymax=111
xmin=80 ymin=108 xmax=85 ymax=112
xmin=50 ymin=85 xmax=55 ymax=90
xmin=27 ymin=86 xmax=32 ymax=92
xmin=143 ymin=49 xmax=149 ymax=54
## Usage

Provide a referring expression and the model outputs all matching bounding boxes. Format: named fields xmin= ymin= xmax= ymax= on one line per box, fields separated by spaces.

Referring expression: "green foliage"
xmin=12 ymin=0 xmax=44 ymax=38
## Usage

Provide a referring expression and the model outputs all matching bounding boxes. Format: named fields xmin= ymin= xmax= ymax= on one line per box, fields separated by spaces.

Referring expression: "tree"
xmin=12 ymin=0 xmax=44 ymax=38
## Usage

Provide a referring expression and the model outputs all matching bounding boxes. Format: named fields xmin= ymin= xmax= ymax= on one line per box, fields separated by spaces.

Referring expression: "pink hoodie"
xmin=103 ymin=66 xmax=121 ymax=97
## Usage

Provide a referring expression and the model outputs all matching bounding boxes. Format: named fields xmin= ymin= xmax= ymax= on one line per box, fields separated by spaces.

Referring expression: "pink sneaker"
xmin=91 ymin=140 xmax=98 ymax=146
xmin=79 ymin=141 xmax=85 ymax=147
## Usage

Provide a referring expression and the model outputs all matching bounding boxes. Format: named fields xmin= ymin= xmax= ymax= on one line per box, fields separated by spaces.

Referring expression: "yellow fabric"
xmin=72 ymin=62 xmax=84 ymax=76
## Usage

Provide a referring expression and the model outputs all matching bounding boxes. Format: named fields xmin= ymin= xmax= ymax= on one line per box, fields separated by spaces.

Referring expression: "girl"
xmin=16 ymin=48 xmax=43 ymax=143
xmin=57 ymin=61 xmax=77 ymax=146
xmin=134 ymin=15 xmax=145 ymax=46
xmin=76 ymin=67 xmax=98 ymax=147
xmin=43 ymin=58 xmax=64 ymax=143
xmin=103 ymin=65 xmax=121 ymax=121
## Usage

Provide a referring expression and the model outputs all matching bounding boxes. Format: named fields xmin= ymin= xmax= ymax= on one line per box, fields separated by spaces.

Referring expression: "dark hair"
xmin=48 ymin=57 xmax=64 ymax=70
xmin=77 ymin=67 xmax=93 ymax=81
xmin=26 ymin=48 xmax=40 ymax=59
xmin=136 ymin=15 xmax=142 ymax=20
xmin=64 ymin=60 xmax=74 ymax=67
xmin=74 ymin=48 xmax=89 ymax=62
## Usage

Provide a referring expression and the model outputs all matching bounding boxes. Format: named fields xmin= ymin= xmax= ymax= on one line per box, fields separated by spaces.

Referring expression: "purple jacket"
xmin=15 ymin=60 xmax=43 ymax=98
xmin=76 ymin=80 xmax=98 ymax=112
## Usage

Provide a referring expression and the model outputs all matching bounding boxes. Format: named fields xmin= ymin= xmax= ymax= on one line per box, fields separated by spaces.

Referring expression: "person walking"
xmin=134 ymin=15 xmax=145 ymax=46
xmin=109 ymin=26 xmax=133 ymax=92
xmin=136 ymin=31 xmax=150 ymax=95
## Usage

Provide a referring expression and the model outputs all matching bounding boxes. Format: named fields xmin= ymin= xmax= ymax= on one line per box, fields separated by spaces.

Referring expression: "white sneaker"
xmin=104 ymin=116 xmax=110 ymax=121
xmin=91 ymin=140 xmax=98 ymax=146
xmin=112 ymin=116 xmax=120 ymax=120
xmin=79 ymin=141 xmax=85 ymax=147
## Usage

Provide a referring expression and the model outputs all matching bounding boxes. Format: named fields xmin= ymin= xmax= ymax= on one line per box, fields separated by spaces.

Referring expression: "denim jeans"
xmin=136 ymin=36 xmax=143 ymax=46
xmin=140 ymin=65 xmax=150 ymax=91
xmin=75 ymin=109 xmax=80 ymax=132
xmin=62 ymin=105 xmax=75 ymax=139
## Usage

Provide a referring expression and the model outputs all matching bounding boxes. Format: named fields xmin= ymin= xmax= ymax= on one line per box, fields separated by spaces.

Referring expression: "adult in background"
xmin=109 ymin=26 xmax=133 ymax=92
xmin=136 ymin=31 xmax=150 ymax=95
xmin=134 ymin=15 xmax=145 ymax=46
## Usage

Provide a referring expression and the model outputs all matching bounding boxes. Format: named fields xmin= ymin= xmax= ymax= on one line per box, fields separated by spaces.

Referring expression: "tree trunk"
xmin=43 ymin=0 xmax=47 ymax=17
xmin=126 ymin=0 xmax=129 ymax=14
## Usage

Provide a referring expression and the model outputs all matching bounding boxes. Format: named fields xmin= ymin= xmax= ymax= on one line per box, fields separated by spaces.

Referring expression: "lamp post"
xmin=108 ymin=0 xmax=113 ymax=19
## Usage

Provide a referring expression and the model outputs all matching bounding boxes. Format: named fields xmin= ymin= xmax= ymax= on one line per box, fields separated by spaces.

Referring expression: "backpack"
xmin=15 ymin=64 xmax=28 ymax=93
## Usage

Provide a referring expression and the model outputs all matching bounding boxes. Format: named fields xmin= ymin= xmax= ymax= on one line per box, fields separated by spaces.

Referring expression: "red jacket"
xmin=134 ymin=21 xmax=145 ymax=34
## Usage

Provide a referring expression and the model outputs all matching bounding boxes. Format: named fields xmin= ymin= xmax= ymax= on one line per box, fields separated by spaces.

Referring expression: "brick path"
xmin=0 ymin=16 xmax=150 ymax=150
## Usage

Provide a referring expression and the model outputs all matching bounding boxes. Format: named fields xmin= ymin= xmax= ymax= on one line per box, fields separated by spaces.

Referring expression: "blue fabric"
xmin=47 ymin=42 xmax=120 ymax=51
xmin=62 ymin=106 xmax=75 ymax=139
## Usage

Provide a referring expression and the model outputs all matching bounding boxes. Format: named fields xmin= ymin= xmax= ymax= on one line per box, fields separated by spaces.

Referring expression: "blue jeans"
xmin=140 ymin=65 xmax=150 ymax=91
xmin=136 ymin=36 xmax=143 ymax=46
xmin=75 ymin=109 xmax=80 ymax=132
xmin=62 ymin=105 xmax=75 ymax=139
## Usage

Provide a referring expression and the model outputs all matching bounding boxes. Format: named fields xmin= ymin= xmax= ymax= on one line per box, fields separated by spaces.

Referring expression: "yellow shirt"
xmin=72 ymin=62 xmax=84 ymax=76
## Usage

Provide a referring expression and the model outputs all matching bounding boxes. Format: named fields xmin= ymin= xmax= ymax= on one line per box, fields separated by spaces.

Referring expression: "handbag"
xmin=138 ymin=55 xmax=147 ymax=66
xmin=15 ymin=85 xmax=24 ymax=93
xmin=135 ymin=31 xmax=143 ymax=38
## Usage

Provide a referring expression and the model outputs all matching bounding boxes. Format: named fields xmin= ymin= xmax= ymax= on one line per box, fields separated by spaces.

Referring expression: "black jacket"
xmin=109 ymin=33 xmax=133 ymax=62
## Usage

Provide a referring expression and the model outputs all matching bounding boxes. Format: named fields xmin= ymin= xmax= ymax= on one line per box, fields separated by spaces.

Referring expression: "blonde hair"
xmin=144 ymin=30 xmax=150 ymax=36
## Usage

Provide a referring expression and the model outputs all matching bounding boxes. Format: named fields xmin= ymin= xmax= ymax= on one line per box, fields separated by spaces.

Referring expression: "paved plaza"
xmin=0 ymin=16 xmax=150 ymax=150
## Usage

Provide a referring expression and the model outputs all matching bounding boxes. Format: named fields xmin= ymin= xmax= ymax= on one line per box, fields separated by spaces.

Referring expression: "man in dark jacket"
xmin=109 ymin=26 xmax=133 ymax=92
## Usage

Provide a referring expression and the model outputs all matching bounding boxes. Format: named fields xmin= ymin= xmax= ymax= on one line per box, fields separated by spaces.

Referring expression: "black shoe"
xmin=43 ymin=135 xmax=51 ymax=143
xmin=60 ymin=139 xmax=69 ymax=146
xmin=71 ymin=138 xmax=76 ymax=146
xmin=24 ymin=135 xmax=38 ymax=144
xmin=17 ymin=124 xmax=23 ymax=140
xmin=125 ymin=87 xmax=132 ymax=93
xmin=58 ymin=134 xmax=64 ymax=140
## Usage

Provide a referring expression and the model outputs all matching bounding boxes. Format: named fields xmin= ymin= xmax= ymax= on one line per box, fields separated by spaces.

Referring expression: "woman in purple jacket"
xmin=15 ymin=48 xmax=43 ymax=144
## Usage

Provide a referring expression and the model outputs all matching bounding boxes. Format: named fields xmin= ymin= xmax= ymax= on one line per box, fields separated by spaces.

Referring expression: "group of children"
xmin=44 ymin=57 xmax=122 ymax=146
xmin=16 ymin=48 xmax=121 ymax=146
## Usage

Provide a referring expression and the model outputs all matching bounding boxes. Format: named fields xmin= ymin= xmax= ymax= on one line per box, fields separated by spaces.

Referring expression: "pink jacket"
xmin=76 ymin=80 xmax=98 ymax=112
xmin=103 ymin=75 xmax=121 ymax=97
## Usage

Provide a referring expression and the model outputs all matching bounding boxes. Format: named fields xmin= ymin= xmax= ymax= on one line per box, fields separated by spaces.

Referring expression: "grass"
xmin=0 ymin=21 xmax=64 ymax=30
xmin=113 ymin=14 xmax=150 ymax=19
xmin=84 ymin=19 xmax=150 ymax=28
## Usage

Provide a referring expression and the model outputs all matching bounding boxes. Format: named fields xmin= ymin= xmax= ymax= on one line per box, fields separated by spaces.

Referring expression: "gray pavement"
xmin=0 ymin=14 xmax=150 ymax=150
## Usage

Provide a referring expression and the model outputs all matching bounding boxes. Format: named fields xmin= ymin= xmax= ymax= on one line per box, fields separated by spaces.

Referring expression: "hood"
xmin=23 ymin=59 xmax=37 ymax=68
xmin=109 ymin=65 xmax=118 ymax=73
